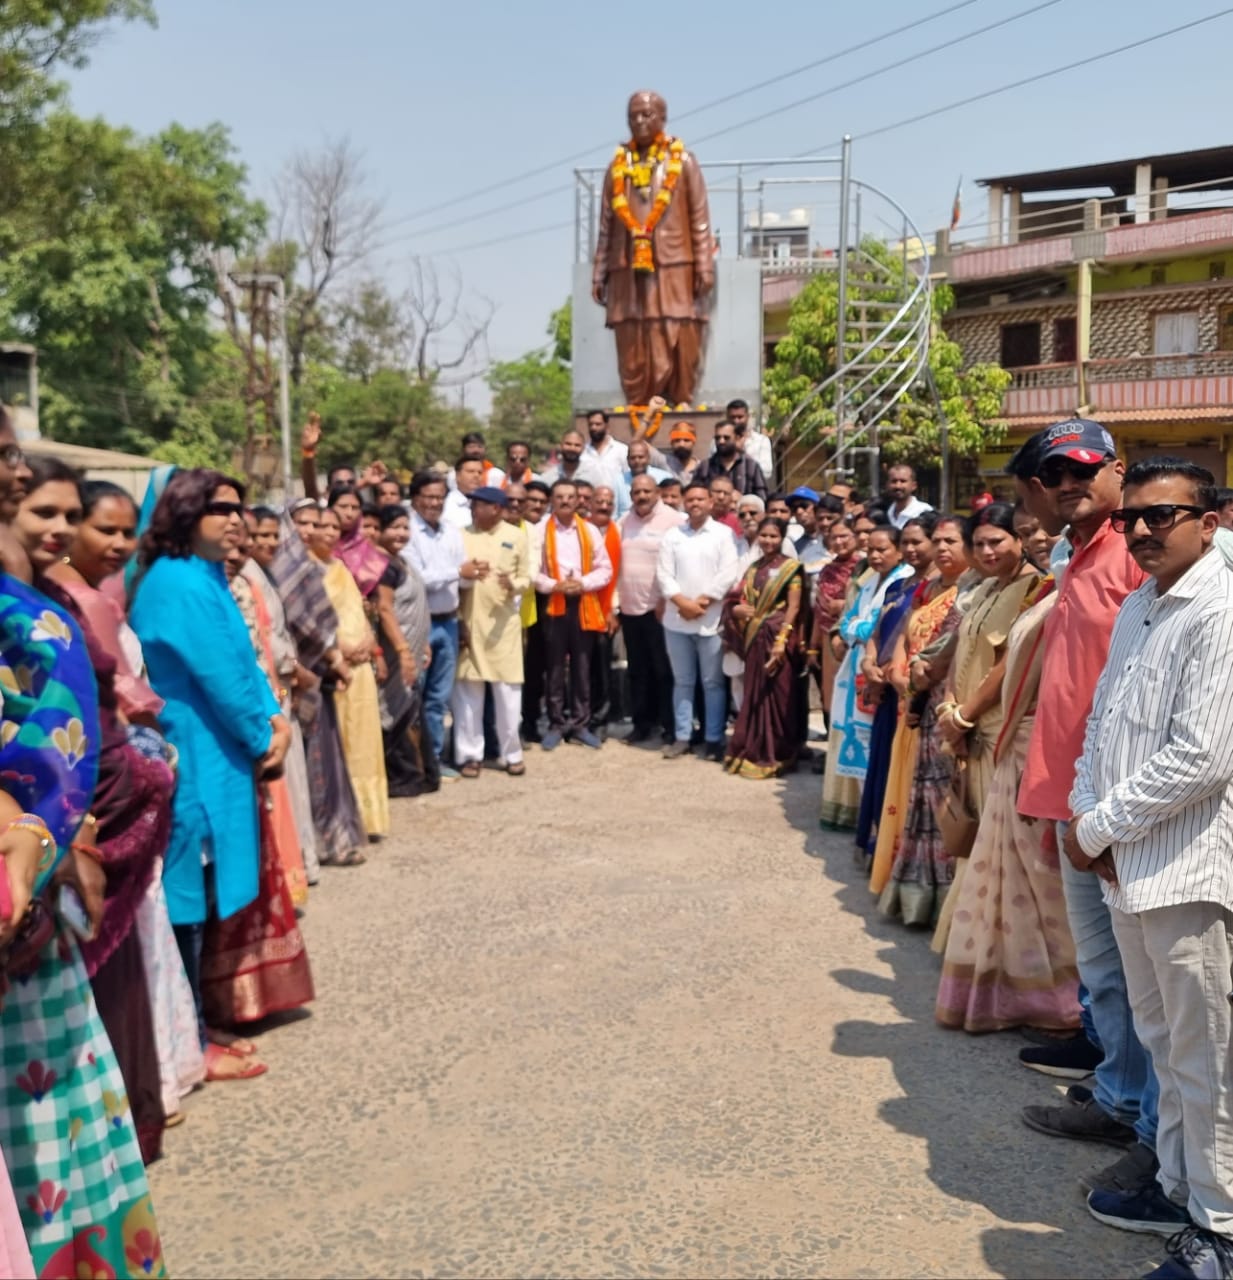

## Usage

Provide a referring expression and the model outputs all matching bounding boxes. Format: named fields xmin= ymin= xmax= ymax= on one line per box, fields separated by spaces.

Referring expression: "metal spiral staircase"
xmin=777 ymin=141 xmax=935 ymax=498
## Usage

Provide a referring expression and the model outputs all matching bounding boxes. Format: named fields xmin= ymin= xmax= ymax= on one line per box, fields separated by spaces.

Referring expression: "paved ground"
xmin=148 ymin=732 xmax=1153 ymax=1279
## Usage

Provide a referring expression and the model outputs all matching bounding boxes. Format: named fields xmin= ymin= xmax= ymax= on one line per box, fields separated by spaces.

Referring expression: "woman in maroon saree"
xmin=722 ymin=518 xmax=811 ymax=780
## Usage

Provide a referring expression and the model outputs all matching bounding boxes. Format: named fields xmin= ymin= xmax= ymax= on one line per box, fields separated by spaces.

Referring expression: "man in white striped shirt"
xmin=1068 ymin=458 xmax=1233 ymax=1275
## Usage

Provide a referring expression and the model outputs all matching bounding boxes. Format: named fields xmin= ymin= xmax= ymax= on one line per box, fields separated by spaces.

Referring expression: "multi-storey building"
xmin=936 ymin=146 xmax=1233 ymax=500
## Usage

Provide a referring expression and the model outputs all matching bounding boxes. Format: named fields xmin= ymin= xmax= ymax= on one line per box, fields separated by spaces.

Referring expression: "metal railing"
xmin=947 ymin=173 xmax=1233 ymax=255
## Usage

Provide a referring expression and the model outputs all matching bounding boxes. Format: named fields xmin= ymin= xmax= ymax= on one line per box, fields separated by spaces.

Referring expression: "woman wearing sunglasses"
xmin=130 ymin=469 xmax=292 ymax=1083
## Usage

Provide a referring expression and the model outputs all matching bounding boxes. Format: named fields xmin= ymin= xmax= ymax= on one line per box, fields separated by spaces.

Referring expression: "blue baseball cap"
xmin=788 ymin=485 xmax=821 ymax=506
xmin=1038 ymin=418 xmax=1116 ymax=468
xmin=469 ymin=485 xmax=510 ymax=507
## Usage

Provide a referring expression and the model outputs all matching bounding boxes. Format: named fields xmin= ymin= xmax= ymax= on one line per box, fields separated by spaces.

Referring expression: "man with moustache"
xmin=1015 ymin=420 xmax=1159 ymax=1206
xmin=619 ymin=473 xmax=682 ymax=743
xmin=664 ymin=422 xmax=702 ymax=486
xmin=0 ymin=409 xmax=33 ymax=574
xmin=1070 ymin=459 xmax=1233 ymax=1277
xmin=542 ymin=429 xmax=604 ymax=490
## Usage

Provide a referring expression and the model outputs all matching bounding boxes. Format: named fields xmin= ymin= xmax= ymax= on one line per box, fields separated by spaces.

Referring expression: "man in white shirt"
xmin=1067 ymin=457 xmax=1233 ymax=1268
xmin=620 ymin=474 xmax=684 ymax=743
xmin=885 ymin=464 xmax=933 ymax=530
xmin=445 ymin=456 xmax=485 ymax=528
xmin=583 ymin=409 xmax=628 ymax=486
xmin=405 ymin=469 xmax=483 ymax=779
xmin=446 ymin=430 xmax=506 ymax=492
xmin=533 ymin=478 xmax=612 ymax=751
xmin=656 ymin=480 xmax=740 ymax=761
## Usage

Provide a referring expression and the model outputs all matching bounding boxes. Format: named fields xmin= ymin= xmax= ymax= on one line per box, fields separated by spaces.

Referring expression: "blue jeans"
xmin=664 ymin=630 xmax=725 ymax=743
xmin=1059 ymin=829 xmax=1159 ymax=1147
xmin=423 ymin=617 xmax=459 ymax=762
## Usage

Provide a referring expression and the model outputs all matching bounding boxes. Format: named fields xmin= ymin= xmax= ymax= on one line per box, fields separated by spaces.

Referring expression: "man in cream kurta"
xmin=453 ymin=486 xmax=531 ymax=774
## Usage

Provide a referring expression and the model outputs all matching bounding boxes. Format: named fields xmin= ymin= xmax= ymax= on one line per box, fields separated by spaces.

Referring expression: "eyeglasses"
xmin=204 ymin=501 xmax=244 ymax=518
xmin=1109 ymin=503 xmax=1208 ymax=533
xmin=1039 ymin=458 xmax=1106 ymax=488
xmin=0 ymin=444 xmax=27 ymax=469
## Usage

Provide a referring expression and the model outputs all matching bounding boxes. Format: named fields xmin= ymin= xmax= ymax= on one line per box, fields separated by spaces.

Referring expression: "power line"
xmin=848 ymin=6 xmax=1233 ymax=146
xmin=419 ymin=6 xmax=1233 ymax=261
xmin=376 ymin=0 xmax=1061 ymax=253
xmin=375 ymin=0 xmax=992 ymax=235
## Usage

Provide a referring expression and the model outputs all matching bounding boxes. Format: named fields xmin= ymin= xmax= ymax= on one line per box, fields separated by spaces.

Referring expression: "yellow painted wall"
xmin=1091 ymin=255 xmax=1233 ymax=293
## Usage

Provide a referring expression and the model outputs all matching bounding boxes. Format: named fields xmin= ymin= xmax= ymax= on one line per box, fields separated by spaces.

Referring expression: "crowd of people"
xmin=3 ymin=391 xmax=1233 ymax=1278
xmin=814 ymin=419 xmax=1233 ymax=1280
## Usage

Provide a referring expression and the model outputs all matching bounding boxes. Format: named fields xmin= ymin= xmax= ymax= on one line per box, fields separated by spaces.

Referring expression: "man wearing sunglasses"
xmin=1017 ymin=419 xmax=1161 ymax=1204
xmin=1068 ymin=459 xmax=1233 ymax=1276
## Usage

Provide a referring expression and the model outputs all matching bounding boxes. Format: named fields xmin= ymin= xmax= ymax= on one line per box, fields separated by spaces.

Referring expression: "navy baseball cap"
xmin=469 ymin=485 xmax=510 ymax=507
xmin=787 ymin=485 xmax=821 ymax=506
xmin=1037 ymin=418 xmax=1116 ymax=468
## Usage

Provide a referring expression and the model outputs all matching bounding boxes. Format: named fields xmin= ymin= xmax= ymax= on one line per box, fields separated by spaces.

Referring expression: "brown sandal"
xmin=506 ymin=762 xmax=526 ymax=777
xmin=459 ymin=761 xmax=481 ymax=779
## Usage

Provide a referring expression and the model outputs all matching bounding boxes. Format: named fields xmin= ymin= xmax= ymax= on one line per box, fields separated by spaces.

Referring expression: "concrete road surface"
xmin=148 ymin=734 xmax=1152 ymax=1279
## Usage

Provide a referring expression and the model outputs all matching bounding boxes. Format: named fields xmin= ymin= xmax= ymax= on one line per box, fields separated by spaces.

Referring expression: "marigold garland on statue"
xmin=610 ymin=132 xmax=685 ymax=274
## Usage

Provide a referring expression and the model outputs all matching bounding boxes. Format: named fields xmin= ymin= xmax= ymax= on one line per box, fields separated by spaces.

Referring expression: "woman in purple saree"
xmin=721 ymin=518 xmax=811 ymax=780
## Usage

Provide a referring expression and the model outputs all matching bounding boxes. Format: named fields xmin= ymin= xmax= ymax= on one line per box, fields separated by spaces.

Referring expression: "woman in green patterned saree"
xmin=0 ymin=567 xmax=167 ymax=1277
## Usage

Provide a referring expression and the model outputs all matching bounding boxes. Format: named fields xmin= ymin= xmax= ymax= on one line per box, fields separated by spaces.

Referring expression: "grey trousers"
xmin=1112 ymin=899 xmax=1233 ymax=1233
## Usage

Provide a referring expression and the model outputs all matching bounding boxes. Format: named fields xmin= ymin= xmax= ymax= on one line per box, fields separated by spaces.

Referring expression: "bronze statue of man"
xmin=591 ymin=91 xmax=714 ymax=407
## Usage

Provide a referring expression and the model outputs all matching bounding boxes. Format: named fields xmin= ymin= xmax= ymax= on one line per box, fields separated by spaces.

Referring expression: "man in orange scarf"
xmin=533 ymin=479 xmax=613 ymax=750
xmin=588 ymin=484 xmax=623 ymax=739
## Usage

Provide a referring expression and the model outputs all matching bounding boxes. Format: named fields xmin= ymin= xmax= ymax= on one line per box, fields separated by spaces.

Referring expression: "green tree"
xmin=0 ymin=113 xmax=265 ymax=458
xmin=487 ymin=301 xmax=573 ymax=460
xmin=763 ymin=244 xmax=1009 ymax=467
xmin=0 ymin=0 xmax=154 ymax=194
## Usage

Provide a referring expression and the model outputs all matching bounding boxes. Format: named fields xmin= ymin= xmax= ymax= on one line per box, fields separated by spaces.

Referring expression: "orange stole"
xmin=544 ymin=518 xmax=606 ymax=631
xmin=597 ymin=523 xmax=621 ymax=620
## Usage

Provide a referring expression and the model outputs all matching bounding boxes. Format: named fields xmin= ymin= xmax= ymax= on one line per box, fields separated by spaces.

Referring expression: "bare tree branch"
xmin=271 ymin=137 xmax=383 ymax=385
xmin=403 ymin=257 xmax=494 ymax=386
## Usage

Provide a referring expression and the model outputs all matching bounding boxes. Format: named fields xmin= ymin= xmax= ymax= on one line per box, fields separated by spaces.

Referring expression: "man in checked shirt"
xmin=1067 ymin=457 xmax=1233 ymax=1278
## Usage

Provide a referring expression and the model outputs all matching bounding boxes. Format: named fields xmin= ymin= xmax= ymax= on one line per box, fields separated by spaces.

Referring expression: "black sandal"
xmin=459 ymin=761 xmax=481 ymax=779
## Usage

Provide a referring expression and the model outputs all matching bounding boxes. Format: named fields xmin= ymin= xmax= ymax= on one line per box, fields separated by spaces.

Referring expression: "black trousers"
xmin=543 ymin=599 xmax=595 ymax=733
xmin=590 ymin=631 xmax=613 ymax=731
xmin=521 ymin=593 xmax=549 ymax=736
xmin=620 ymin=609 xmax=674 ymax=737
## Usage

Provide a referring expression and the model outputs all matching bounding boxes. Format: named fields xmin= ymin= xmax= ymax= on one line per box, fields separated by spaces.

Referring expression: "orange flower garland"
xmin=610 ymin=132 xmax=685 ymax=274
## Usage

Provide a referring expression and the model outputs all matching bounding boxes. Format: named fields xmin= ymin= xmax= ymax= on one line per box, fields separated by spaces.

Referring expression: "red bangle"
xmin=71 ymin=842 xmax=103 ymax=864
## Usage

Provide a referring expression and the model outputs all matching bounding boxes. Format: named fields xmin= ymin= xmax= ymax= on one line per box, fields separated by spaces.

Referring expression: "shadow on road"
xmin=771 ymin=768 xmax=1152 ymax=1280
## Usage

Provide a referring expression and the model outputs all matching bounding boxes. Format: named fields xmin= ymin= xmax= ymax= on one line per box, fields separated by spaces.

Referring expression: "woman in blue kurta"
xmin=129 ymin=468 xmax=291 ymax=1083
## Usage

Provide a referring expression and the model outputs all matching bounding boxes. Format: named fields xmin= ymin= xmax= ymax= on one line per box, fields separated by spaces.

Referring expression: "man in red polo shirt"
xmin=1016 ymin=419 xmax=1160 ymax=1209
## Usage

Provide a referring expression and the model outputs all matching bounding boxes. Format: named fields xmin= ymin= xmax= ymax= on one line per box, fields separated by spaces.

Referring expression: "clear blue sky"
xmin=68 ymin=0 xmax=1233 ymax=412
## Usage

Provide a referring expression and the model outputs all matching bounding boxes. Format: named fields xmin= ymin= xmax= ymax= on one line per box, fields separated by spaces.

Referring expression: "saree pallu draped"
xmin=303 ymin=685 xmax=367 ymax=863
xmin=876 ymin=595 xmax=963 ymax=926
xmin=200 ymin=800 xmax=315 ymax=1026
xmin=0 ymin=575 xmax=166 ymax=1278
xmin=936 ymin=585 xmax=1081 ymax=1033
xmin=721 ymin=555 xmax=810 ymax=780
xmin=854 ymin=575 xmax=923 ymax=858
xmin=821 ymin=564 xmax=914 ymax=828
xmin=230 ymin=572 xmax=310 ymax=908
xmin=815 ymin=556 xmax=859 ymax=719
xmin=322 ymin=559 xmax=389 ymax=838
xmin=931 ymin=570 xmax=1043 ymax=956
xmin=869 ymin=579 xmax=961 ymax=903
xmin=377 ymin=560 xmax=439 ymax=798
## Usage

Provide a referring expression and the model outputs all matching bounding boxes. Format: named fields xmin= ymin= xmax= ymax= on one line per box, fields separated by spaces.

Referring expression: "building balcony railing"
xmin=1001 ymin=351 xmax=1233 ymax=420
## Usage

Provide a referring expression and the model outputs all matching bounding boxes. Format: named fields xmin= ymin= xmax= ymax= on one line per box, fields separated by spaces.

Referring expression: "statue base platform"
xmin=574 ymin=407 xmax=728 ymax=454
